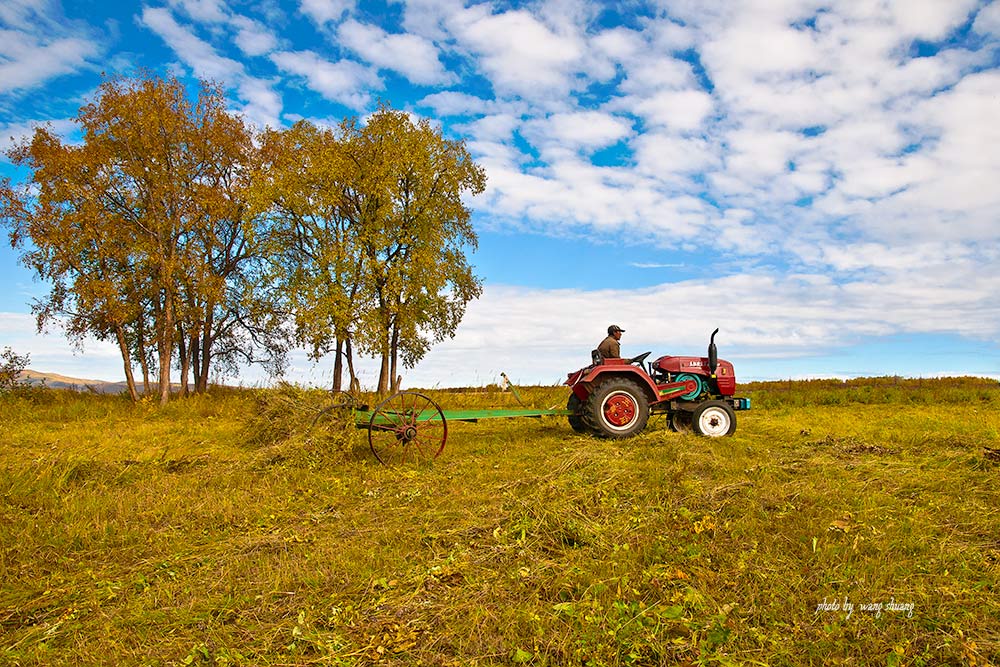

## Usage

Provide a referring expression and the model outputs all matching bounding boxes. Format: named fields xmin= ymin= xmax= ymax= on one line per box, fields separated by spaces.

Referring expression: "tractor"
xmin=565 ymin=329 xmax=751 ymax=438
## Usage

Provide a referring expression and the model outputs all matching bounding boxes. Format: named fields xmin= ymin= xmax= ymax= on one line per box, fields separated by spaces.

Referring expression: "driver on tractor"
xmin=597 ymin=324 xmax=624 ymax=359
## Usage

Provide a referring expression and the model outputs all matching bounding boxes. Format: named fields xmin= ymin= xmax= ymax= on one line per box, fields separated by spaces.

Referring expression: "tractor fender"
xmin=575 ymin=361 xmax=659 ymax=403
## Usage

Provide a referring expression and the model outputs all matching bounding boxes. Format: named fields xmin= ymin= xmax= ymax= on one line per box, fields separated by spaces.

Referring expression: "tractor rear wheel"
xmin=567 ymin=393 xmax=588 ymax=433
xmin=692 ymin=400 xmax=736 ymax=437
xmin=583 ymin=377 xmax=649 ymax=438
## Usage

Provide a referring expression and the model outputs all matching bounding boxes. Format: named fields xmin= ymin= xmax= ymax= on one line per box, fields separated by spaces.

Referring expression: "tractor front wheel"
xmin=583 ymin=378 xmax=650 ymax=438
xmin=692 ymin=400 xmax=737 ymax=437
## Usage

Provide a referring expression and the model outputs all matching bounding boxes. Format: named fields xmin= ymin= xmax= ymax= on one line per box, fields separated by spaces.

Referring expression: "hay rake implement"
xmin=313 ymin=388 xmax=571 ymax=465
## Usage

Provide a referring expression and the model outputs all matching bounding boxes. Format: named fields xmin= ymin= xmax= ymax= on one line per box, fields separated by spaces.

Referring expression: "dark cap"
xmin=608 ymin=324 xmax=625 ymax=334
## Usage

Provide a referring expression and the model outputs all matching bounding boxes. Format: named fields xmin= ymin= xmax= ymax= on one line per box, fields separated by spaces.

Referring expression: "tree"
xmin=257 ymin=109 xmax=485 ymax=395
xmin=255 ymin=121 xmax=362 ymax=392
xmin=0 ymin=74 xmax=277 ymax=403
xmin=0 ymin=347 xmax=30 ymax=392
xmin=1 ymin=126 xmax=150 ymax=401
xmin=169 ymin=88 xmax=285 ymax=394
xmin=343 ymin=106 xmax=485 ymax=394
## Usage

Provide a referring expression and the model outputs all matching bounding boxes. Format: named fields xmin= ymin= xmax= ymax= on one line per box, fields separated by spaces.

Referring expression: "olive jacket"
xmin=597 ymin=335 xmax=621 ymax=359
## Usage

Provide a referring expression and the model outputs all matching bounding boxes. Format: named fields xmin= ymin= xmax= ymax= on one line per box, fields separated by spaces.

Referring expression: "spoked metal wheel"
xmin=368 ymin=391 xmax=447 ymax=465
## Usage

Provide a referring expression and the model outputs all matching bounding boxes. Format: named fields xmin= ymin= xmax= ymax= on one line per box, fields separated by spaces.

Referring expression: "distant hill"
xmin=18 ymin=369 xmax=132 ymax=395
xmin=16 ymin=370 xmax=226 ymax=394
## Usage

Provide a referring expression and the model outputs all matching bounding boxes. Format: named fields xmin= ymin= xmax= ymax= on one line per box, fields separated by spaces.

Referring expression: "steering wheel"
xmin=628 ymin=351 xmax=651 ymax=366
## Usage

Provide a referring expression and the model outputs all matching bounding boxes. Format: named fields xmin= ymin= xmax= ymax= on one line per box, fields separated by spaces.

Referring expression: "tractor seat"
xmin=591 ymin=349 xmax=603 ymax=365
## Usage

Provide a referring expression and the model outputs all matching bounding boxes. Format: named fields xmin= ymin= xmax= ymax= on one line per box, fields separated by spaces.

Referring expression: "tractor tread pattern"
xmin=582 ymin=376 xmax=650 ymax=439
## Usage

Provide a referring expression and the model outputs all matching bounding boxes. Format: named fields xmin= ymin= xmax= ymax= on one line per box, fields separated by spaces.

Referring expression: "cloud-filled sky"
xmin=1 ymin=0 xmax=999 ymax=388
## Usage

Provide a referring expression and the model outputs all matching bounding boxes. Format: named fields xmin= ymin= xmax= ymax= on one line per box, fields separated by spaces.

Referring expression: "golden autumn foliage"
xmin=256 ymin=105 xmax=485 ymax=395
xmin=1 ymin=76 xmax=485 ymax=401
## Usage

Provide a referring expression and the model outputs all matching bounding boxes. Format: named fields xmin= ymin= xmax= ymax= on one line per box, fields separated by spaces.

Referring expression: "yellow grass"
xmin=1 ymin=378 xmax=998 ymax=665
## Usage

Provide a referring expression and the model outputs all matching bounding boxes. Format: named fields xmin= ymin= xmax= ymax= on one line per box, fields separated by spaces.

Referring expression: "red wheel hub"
xmin=603 ymin=393 xmax=637 ymax=427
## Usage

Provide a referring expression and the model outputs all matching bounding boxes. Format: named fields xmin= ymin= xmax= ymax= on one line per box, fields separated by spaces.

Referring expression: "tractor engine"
xmin=651 ymin=355 xmax=737 ymax=397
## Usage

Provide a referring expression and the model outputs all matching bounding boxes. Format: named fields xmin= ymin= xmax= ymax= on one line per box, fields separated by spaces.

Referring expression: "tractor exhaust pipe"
xmin=708 ymin=328 xmax=719 ymax=375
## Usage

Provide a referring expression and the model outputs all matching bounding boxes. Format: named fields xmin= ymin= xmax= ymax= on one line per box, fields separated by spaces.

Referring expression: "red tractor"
xmin=565 ymin=329 xmax=751 ymax=438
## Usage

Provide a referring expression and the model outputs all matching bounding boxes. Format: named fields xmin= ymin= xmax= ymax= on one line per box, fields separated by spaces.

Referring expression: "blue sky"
xmin=2 ymin=0 xmax=999 ymax=388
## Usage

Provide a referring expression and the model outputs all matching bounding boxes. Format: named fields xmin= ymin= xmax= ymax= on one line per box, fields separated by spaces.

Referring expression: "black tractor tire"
xmin=669 ymin=411 xmax=693 ymax=434
xmin=583 ymin=377 xmax=650 ymax=439
xmin=692 ymin=400 xmax=737 ymax=437
xmin=567 ymin=393 xmax=588 ymax=433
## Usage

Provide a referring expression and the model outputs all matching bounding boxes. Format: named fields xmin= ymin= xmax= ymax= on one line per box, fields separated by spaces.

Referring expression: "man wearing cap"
xmin=598 ymin=325 xmax=625 ymax=359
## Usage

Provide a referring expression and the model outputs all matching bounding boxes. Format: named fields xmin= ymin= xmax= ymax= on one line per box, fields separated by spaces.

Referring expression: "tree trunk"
xmin=346 ymin=336 xmax=357 ymax=392
xmin=377 ymin=346 xmax=390 ymax=396
xmin=197 ymin=308 xmax=214 ymax=393
xmin=191 ymin=335 xmax=202 ymax=393
xmin=198 ymin=333 xmax=211 ymax=393
xmin=332 ymin=338 xmax=344 ymax=392
xmin=158 ymin=344 xmax=172 ymax=404
xmin=137 ymin=314 xmax=151 ymax=394
xmin=389 ymin=323 xmax=400 ymax=394
xmin=177 ymin=326 xmax=190 ymax=398
xmin=157 ymin=295 xmax=173 ymax=406
xmin=113 ymin=325 xmax=140 ymax=402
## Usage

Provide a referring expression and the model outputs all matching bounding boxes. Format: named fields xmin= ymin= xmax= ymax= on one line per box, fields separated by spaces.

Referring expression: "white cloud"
xmin=395 ymin=253 xmax=1000 ymax=386
xmin=458 ymin=113 xmax=520 ymax=143
xmin=140 ymin=6 xmax=244 ymax=81
xmin=632 ymin=132 xmax=720 ymax=176
xmin=521 ymin=111 xmax=632 ymax=153
xmin=397 ymin=0 xmax=465 ymax=42
xmin=0 ymin=36 xmax=98 ymax=94
xmin=618 ymin=56 xmax=698 ymax=94
xmin=0 ymin=312 xmax=123 ymax=382
xmin=299 ymin=0 xmax=353 ymax=26
xmin=237 ymin=76 xmax=283 ymax=129
xmin=418 ymin=91 xmax=495 ymax=116
xmin=590 ymin=26 xmax=643 ymax=62
xmin=0 ymin=0 xmax=101 ymax=95
xmin=630 ymin=262 xmax=684 ymax=269
xmin=336 ymin=18 xmax=453 ymax=85
xmin=631 ymin=88 xmax=715 ymax=130
xmin=704 ymin=19 xmax=824 ymax=80
xmin=719 ymin=127 xmax=803 ymax=182
xmin=168 ymin=0 xmax=229 ymax=23
xmin=0 ymin=0 xmax=45 ymax=30
xmin=271 ymin=50 xmax=378 ymax=110
xmin=973 ymin=1 xmax=1000 ymax=36
xmin=232 ymin=15 xmax=279 ymax=56
xmin=419 ymin=0 xmax=1000 ymax=279
xmin=451 ymin=8 xmax=584 ymax=99
xmin=886 ymin=0 xmax=980 ymax=41
xmin=478 ymin=156 xmax=713 ymax=241
xmin=140 ymin=7 xmax=283 ymax=127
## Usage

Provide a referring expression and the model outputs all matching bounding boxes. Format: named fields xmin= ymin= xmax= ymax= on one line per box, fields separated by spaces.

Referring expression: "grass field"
xmin=2 ymin=378 xmax=999 ymax=666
